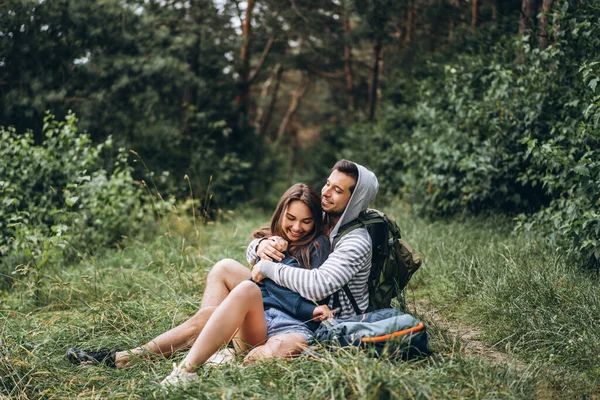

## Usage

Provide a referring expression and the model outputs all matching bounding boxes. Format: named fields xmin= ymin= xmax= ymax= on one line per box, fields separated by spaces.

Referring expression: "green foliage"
xmin=518 ymin=56 xmax=600 ymax=268
xmin=511 ymin=3 xmax=600 ymax=268
xmin=0 ymin=0 xmax=267 ymax=207
xmin=341 ymin=0 xmax=600 ymax=267
xmin=336 ymin=104 xmax=417 ymax=198
xmin=0 ymin=112 xmax=151 ymax=298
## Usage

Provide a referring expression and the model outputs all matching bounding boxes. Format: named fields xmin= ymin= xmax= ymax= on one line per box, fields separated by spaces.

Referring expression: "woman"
xmin=158 ymin=183 xmax=332 ymax=387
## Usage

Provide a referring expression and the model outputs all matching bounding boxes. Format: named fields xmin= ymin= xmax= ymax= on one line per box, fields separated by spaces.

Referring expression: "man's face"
xmin=321 ymin=169 xmax=356 ymax=216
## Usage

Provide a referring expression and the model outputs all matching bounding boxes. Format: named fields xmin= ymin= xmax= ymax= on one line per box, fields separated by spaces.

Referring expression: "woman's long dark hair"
xmin=252 ymin=183 xmax=324 ymax=268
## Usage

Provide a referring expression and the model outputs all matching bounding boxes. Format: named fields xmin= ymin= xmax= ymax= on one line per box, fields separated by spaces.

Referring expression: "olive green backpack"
xmin=333 ymin=209 xmax=422 ymax=313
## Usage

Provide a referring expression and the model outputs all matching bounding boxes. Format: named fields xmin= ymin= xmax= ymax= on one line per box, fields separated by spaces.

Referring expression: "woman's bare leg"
xmin=179 ymin=280 xmax=267 ymax=373
xmin=114 ymin=259 xmax=251 ymax=368
xmin=243 ymin=333 xmax=308 ymax=364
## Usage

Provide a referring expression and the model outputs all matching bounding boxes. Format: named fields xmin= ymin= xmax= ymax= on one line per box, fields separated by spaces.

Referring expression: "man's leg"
xmin=113 ymin=258 xmax=251 ymax=367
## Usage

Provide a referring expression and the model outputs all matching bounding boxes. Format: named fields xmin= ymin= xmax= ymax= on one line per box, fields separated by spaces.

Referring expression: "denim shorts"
xmin=264 ymin=308 xmax=315 ymax=343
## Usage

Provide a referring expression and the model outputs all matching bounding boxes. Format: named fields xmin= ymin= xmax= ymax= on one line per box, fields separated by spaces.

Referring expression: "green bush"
xmin=340 ymin=0 xmax=600 ymax=267
xmin=518 ymin=59 xmax=600 ymax=267
xmin=0 ymin=112 xmax=152 ymax=297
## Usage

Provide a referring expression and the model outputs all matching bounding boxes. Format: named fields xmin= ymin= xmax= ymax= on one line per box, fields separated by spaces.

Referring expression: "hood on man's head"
xmin=329 ymin=161 xmax=379 ymax=242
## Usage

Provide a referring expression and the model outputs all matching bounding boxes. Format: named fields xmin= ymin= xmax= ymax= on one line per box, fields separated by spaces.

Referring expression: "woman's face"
xmin=280 ymin=200 xmax=315 ymax=243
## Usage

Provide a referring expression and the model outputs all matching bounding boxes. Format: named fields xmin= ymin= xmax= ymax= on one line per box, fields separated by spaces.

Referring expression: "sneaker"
xmin=205 ymin=347 xmax=236 ymax=367
xmin=160 ymin=363 xmax=199 ymax=388
xmin=66 ymin=347 xmax=118 ymax=368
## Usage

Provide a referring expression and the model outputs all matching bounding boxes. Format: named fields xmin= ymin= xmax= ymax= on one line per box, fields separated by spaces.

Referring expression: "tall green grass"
xmin=400 ymin=208 xmax=600 ymax=398
xmin=1 ymin=205 xmax=597 ymax=398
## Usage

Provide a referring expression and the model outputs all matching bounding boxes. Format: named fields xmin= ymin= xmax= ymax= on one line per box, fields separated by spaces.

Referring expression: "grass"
xmin=1 ymin=204 xmax=598 ymax=399
xmin=402 ymin=210 xmax=600 ymax=398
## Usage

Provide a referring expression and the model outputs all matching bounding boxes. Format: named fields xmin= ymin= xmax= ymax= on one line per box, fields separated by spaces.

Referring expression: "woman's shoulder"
xmin=310 ymin=233 xmax=331 ymax=251
xmin=307 ymin=233 xmax=331 ymax=269
xmin=310 ymin=233 xmax=331 ymax=254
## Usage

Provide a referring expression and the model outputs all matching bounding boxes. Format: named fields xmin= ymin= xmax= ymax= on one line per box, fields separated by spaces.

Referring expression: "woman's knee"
xmin=208 ymin=258 xmax=237 ymax=278
xmin=230 ymin=280 xmax=261 ymax=303
xmin=208 ymin=259 xmax=250 ymax=284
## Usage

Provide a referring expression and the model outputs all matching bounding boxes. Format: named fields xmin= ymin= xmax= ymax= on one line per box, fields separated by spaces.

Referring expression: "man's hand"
xmin=251 ymin=261 xmax=266 ymax=283
xmin=257 ymin=236 xmax=287 ymax=262
xmin=312 ymin=304 xmax=335 ymax=321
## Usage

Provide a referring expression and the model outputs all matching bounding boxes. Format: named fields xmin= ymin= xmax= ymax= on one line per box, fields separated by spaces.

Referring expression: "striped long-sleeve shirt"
xmin=249 ymin=161 xmax=379 ymax=319
xmin=246 ymin=228 xmax=372 ymax=319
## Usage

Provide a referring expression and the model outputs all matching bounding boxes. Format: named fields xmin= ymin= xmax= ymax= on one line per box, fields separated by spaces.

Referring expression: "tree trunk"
xmin=538 ymin=0 xmax=554 ymax=49
xmin=520 ymin=0 xmax=540 ymax=36
xmin=343 ymin=14 xmax=355 ymax=117
xmin=286 ymin=124 xmax=299 ymax=186
xmin=254 ymin=63 xmax=284 ymax=139
xmin=471 ymin=0 xmax=479 ymax=29
xmin=405 ymin=0 xmax=414 ymax=45
xmin=367 ymin=41 xmax=382 ymax=121
xmin=492 ymin=0 xmax=498 ymax=22
xmin=428 ymin=0 xmax=444 ymax=52
xmin=235 ymin=0 xmax=256 ymax=127
xmin=181 ymin=89 xmax=193 ymax=136
xmin=277 ymin=74 xmax=310 ymax=142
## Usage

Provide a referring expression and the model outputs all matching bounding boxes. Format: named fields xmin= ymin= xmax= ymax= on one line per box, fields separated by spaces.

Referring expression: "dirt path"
xmin=408 ymin=299 xmax=525 ymax=367
xmin=408 ymin=299 xmax=559 ymax=399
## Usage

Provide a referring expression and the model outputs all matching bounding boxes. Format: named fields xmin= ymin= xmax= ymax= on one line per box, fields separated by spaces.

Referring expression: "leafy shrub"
xmin=0 ymin=112 xmax=152 ymax=296
xmin=340 ymin=0 xmax=600 ymax=266
xmin=518 ymin=59 xmax=600 ymax=267
xmin=400 ymin=40 xmax=560 ymax=216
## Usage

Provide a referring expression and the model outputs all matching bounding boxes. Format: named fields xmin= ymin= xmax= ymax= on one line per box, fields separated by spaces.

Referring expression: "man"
xmin=67 ymin=160 xmax=378 ymax=367
xmin=250 ymin=160 xmax=378 ymax=319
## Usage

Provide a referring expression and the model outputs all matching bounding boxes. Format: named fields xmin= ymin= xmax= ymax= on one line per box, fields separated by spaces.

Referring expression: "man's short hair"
xmin=331 ymin=160 xmax=358 ymax=193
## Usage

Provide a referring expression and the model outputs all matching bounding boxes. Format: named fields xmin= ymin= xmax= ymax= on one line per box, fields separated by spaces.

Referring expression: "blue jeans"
xmin=264 ymin=308 xmax=315 ymax=343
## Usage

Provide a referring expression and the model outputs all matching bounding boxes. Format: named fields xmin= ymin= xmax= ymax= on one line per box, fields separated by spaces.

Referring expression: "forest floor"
xmin=1 ymin=205 xmax=599 ymax=399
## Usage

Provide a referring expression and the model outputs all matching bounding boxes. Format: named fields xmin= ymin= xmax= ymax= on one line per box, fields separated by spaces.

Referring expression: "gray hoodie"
xmin=327 ymin=163 xmax=379 ymax=244
xmin=248 ymin=162 xmax=379 ymax=318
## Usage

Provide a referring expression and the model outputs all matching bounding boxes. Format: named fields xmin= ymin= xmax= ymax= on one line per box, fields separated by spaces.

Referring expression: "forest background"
xmin=1 ymin=0 xmax=600 ymax=398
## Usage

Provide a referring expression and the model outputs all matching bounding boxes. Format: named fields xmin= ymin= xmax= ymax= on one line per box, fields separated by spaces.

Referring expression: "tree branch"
xmin=277 ymin=74 xmax=310 ymax=142
xmin=306 ymin=65 xmax=344 ymax=79
xmin=289 ymin=0 xmax=310 ymax=24
xmin=248 ymin=37 xmax=276 ymax=85
xmin=305 ymin=67 xmax=345 ymax=89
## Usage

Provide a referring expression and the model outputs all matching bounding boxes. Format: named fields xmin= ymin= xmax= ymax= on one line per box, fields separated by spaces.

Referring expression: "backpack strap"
xmin=332 ymin=286 xmax=362 ymax=315
xmin=385 ymin=214 xmax=401 ymax=239
xmin=380 ymin=214 xmax=392 ymax=266
xmin=334 ymin=209 xmax=400 ymax=245
xmin=343 ymin=285 xmax=362 ymax=315
xmin=332 ymin=217 xmax=365 ymax=248
xmin=331 ymin=214 xmax=367 ymax=315
xmin=331 ymin=291 xmax=342 ymax=313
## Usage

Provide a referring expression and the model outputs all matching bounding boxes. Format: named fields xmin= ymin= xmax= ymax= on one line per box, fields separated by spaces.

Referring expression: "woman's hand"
xmin=312 ymin=304 xmax=335 ymax=321
xmin=269 ymin=236 xmax=288 ymax=252
xmin=257 ymin=236 xmax=288 ymax=261
xmin=251 ymin=261 xmax=266 ymax=283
